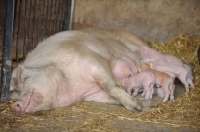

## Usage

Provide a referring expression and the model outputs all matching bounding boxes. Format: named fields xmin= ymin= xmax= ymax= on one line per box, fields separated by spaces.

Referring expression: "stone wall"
xmin=73 ymin=0 xmax=200 ymax=42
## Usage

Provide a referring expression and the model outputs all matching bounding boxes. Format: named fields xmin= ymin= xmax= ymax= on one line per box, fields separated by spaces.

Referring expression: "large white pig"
xmin=10 ymin=28 xmax=157 ymax=114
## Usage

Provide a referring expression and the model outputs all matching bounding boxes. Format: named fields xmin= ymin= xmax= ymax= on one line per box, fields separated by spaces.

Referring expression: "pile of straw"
xmin=136 ymin=34 xmax=200 ymax=127
xmin=0 ymin=34 xmax=199 ymax=131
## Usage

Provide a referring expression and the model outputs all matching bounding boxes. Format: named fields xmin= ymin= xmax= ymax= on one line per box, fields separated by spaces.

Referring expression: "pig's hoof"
xmin=162 ymin=99 xmax=168 ymax=102
xmin=132 ymin=93 xmax=137 ymax=97
xmin=170 ymin=96 xmax=174 ymax=100
xmin=137 ymin=98 xmax=157 ymax=112
xmin=134 ymin=102 xmax=142 ymax=110
xmin=126 ymin=103 xmax=141 ymax=112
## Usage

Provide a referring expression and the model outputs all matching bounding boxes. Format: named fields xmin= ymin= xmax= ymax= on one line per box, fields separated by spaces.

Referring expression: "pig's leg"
xmin=84 ymin=91 xmax=121 ymax=105
xmin=187 ymin=78 xmax=194 ymax=88
xmin=132 ymin=88 xmax=140 ymax=96
xmin=91 ymin=64 xmax=141 ymax=111
xmin=141 ymin=90 xmax=145 ymax=97
xmin=178 ymin=73 xmax=189 ymax=93
xmin=162 ymin=85 xmax=170 ymax=102
xmin=169 ymin=84 xmax=175 ymax=100
xmin=91 ymin=60 xmax=157 ymax=112
xmin=143 ymin=83 xmax=151 ymax=99
xmin=149 ymin=83 xmax=154 ymax=99
xmin=156 ymin=87 xmax=165 ymax=98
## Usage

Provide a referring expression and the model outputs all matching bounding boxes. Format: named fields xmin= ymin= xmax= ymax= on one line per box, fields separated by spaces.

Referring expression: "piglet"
xmin=122 ymin=72 xmax=156 ymax=100
xmin=138 ymin=63 xmax=175 ymax=102
xmin=149 ymin=62 xmax=194 ymax=93
xmin=137 ymin=46 xmax=165 ymax=62
xmin=138 ymin=46 xmax=183 ymax=66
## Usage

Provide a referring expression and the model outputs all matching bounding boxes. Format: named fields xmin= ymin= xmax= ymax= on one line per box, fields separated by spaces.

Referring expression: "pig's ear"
xmin=20 ymin=66 xmax=40 ymax=81
xmin=10 ymin=78 xmax=18 ymax=91
xmin=16 ymin=65 xmax=31 ymax=86
xmin=10 ymin=67 xmax=19 ymax=91
xmin=17 ymin=65 xmax=26 ymax=83
xmin=10 ymin=65 xmax=24 ymax=91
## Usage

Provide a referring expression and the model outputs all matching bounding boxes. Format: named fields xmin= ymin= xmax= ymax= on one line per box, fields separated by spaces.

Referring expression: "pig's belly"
xmin=82 ymin=85 xmax=113 ymax=102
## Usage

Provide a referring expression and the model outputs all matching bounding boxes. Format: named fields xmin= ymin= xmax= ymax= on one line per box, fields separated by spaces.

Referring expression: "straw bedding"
xmin=0 ymin=34 xmax=199 ymax=131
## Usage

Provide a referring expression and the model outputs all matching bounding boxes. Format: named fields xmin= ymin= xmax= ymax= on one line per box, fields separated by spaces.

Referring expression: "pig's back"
xmin=82 ymin=28 xmax=147 ymax=52
xmin=24 ymin=30 xmax=140 ymax=67
xmin=24 ymin=31 xmax=107 ymax=64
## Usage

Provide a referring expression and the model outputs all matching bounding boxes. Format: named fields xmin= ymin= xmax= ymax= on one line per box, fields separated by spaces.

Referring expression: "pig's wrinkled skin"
xmin=123 ymin=72 xmax=156 ymax=99
xmin=10 ymin=28 xmax=157 ymax=114
xmin=138 ymin=63 xmax=175 ymax=102
xmin=149 ymin=62 xmax=194 ymax=93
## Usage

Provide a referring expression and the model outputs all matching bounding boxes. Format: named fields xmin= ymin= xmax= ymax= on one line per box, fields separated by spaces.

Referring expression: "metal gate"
xmin=0 ymin=0 xmax=74 ymax=103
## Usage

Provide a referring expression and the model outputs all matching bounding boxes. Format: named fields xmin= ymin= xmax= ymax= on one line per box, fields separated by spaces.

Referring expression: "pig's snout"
xmin=11 ymin=102 xmax=24 ymax=114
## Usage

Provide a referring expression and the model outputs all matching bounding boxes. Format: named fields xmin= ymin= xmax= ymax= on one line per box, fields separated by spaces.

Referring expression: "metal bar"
xmin=41 ymin=0 xmax=45 ymax=39
xmin=37 ymin=0 xmax=41 ymax=44
xmin=54 ymin=0 xmax=58 ymax=34
xmin=46 ymin=0 xmax=49 ymax=37
xmin=60 ymin=0 xmax=65 ymax=31
xmin=23 ymin=0 xmax=28 ymax=59
xmin=23 ymin=0 xmax=27 ymax=59
xmin=57 ymin=0 xmax=62 ymax=32
xmin=198 ymin=47 xmax=200 ymax=64
xmin=49 ymin=0 xmax=52 ymax=35
xmin=31 ymin=0 xmax=36 ymax=49
xmin=67 ymin=0 xmax=71 ymax=30
xmin=12 ymin=0 xmax=18 ymax=39
xmin=16 ymin=0 xmax=22 ymax=64
xmin=1 ymin=0 xmax=14 ymax=103
xmin=63 ymin=0 xmax=68 ymax=30
xmin=69 ymin=0 xmax=74 ymax=30
xmin=27 ymin=0 xmax=32 ymax=52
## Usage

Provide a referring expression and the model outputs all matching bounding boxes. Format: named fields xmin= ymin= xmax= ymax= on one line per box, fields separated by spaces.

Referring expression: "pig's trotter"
xmin=132 ymin=89 xmax=139 ymax=97
xmin=109 ymin=88 xmax=142 ymax=112
xmin=170 ymin=84 xmax=175 ymax=100
xmin=93 ymin=66 xmax=142 ymax=112
xmin=184 ymin=83 xmax=189 ymax=93
xmin=144 ymin=91 xmax=150 ymax=99
xmin=149 ymin=84 xmax=154 ymax=99
xmin=141 ymin=91 xmax=145 ymax=96
xmin=137 ymin=98 xmax=157 ymax=112
xmin=163 ymin=93 xmax=170 ymax=102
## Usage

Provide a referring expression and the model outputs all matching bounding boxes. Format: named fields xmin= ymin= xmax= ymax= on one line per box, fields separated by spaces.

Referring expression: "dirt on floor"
xmin=0 ymin=84 xmax=199 ymax=132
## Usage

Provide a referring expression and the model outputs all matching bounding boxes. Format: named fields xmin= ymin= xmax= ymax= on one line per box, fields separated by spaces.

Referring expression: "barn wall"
xmin=73 ymin=0 xmax=200 ymax=42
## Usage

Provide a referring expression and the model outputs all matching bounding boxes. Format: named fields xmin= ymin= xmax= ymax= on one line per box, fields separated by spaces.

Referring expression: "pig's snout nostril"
xmin=11 ymin=102 xmax=23 ymax=114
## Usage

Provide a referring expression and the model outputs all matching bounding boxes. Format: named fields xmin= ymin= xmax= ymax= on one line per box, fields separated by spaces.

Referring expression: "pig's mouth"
xmin=11 ymin=89 xmax=34 ymax=114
